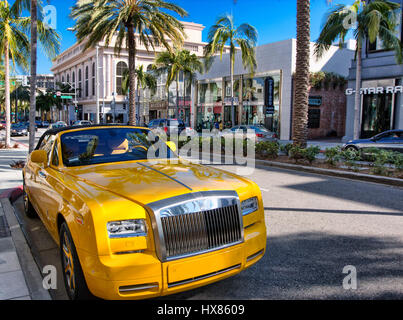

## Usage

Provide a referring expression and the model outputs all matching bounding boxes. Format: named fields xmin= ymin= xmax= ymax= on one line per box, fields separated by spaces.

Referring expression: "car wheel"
xmin=345 ymin=145 xmax=358 ymax=152
xmin=23 ymin=184 xmax=38 ymax=219
xmin=60 ymin=222 xmax=93 ymax=300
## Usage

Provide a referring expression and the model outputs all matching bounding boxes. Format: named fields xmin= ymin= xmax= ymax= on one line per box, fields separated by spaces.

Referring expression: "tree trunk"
xmin=136 ymin=82 xmax=140 ymax=126
xmin=353 ymin=44 xmax=362 ymax=140
xmin=293 ymin=0 xmax=311 ymax=148
xmin=230 ymin=50 xmax=235 ymax=127
xmin=29 ymin=0 xmax=38 ymax=153
xmin=4 ymin=39 xmax=11 ymax=148
xmin=127 ymin=23 xmax=137 ymax=125
xmin=176 ymin=74 xmax=179 ymax=119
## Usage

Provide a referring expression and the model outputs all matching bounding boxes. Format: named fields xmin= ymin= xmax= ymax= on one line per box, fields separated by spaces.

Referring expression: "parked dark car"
xmin=342 ymin=130 xmax=403 ymax=153
xmin=148 ymin=119 xmax=186 ymax=137
xmin=11 ymin=123 xmax=28 ymax=136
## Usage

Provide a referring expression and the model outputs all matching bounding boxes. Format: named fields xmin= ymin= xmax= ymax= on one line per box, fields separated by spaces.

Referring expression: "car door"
xmin=32 ymin=134 xmax=56 ymax=229
xmin=37 ymin=138 xmax=64 ymax=236
xmin=374 ymin=132 xmax=399 ymax=151
xmin=25 ymin=134 xmax=51 ymax=214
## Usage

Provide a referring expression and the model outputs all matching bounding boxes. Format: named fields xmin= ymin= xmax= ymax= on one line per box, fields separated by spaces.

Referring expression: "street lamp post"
xmin=112 ymin=92 xmax=116 ymax=123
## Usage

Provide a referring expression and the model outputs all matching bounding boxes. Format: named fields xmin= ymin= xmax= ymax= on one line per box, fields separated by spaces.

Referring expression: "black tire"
xmin=59 ymin=222 xmax=93 ymax=300
xmin=345 ymin=145 xmax=358 ymax=152
xmin=23 ymin=184 xmax=38 ymax=219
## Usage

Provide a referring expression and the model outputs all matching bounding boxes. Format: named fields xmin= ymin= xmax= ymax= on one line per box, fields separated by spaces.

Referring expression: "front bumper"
xmin=80 ymin=220 xmax=266 ymax=300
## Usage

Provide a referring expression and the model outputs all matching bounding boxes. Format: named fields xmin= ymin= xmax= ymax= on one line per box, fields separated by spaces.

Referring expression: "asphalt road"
xmin=13 ymin=164 xmax=403 ymax=300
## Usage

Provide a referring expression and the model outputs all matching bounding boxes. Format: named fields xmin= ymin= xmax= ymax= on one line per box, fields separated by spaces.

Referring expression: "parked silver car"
xmin=73 ymin=120 xmax=93 ymax=126
xmin=342 ymin=130 xmax=403 ymax=153
xmin=221 ymin=125 xmax=278 ymax=142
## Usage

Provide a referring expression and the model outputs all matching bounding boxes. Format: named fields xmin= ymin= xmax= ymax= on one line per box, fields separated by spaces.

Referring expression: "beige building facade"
xmin=51 ymin=21 xmax=229 ymax=125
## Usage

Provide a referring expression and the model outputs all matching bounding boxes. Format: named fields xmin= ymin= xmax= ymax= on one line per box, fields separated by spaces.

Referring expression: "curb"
xmin=255 ymin=159 xmax=403 ymax=188
xmin=0 ymin=192 xmax=51 ymax=300
xmin=0 ymin=186 xmax=23 ymax=203
xmin=194 ymin=152 xmax=403 ymax=188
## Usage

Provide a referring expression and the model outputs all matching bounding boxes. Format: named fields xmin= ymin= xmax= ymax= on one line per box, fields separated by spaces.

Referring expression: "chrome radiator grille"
xmin=147 ymin=191 xmax=244 ymax=262
xmin=160 ymin=204 xmax=242 ymax=259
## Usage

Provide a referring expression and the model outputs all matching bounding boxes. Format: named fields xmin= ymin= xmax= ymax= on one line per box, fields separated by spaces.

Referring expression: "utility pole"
xmin=95 ymin=45 xmax=100 ymax=124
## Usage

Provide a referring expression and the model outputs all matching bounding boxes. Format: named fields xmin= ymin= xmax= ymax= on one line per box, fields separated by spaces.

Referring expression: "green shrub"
xmin=392 ymin=152 xmax=403 ymax=171
xmin=256 ymin=141 xmax=279 ymax=159
xmin=280 ymin=143 xmax=293 ymax=156
xmin=340 ymin=148 xmax=361 ymax=171
xmin=289 ymin=145 xmax=305 ymax=163
xmin=371 ymin=150 xmax=395 ymax=176
xmin=360 ymin=147 xmax=381 ymax=162
xmin=324 ymin=146 xmax=342 ymax=166
xmin=288 ymin=145 xmax=320 ymax=164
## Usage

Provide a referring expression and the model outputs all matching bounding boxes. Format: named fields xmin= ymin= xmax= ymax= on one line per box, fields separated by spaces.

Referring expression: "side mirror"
xmin=30 ymin=150 xmax=48 ymax=165
xmin=166 ymin=141 xmax=177 ymax=153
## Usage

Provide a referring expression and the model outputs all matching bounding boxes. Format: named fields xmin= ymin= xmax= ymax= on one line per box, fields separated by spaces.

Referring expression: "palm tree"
xmin=154 ymin=48 xmax=203 ymax=119
xmin=71 ymin=0 xmax=188 ymax=126
xmin=292 ymin=0 xmax=312 ymax=147
xmin=11 ymin=84 xmax=30 ymax=122
xmin=0 ymin=0 xmax=59 ymax=149
xmin=0 ymin=0 xmax=29 ymax=147
xmin=204 ymin=14 xmax=257 ymax=127
xmin=29 ymin=0 xmax=37 ymax=152
xmin=315 ymin=0 xmax=401 ymax=140
xmin=122 ymin=65 xmax=157 ymax=125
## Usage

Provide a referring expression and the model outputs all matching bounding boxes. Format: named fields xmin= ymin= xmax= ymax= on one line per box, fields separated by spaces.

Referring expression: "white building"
xmin=195 ymin=39 xmax=355 ymax=140
xmin=51 ymin=22 xmax=230 ymax=125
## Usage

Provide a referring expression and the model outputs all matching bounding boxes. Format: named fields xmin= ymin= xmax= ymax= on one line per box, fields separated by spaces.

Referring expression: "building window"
xmin=308 ymin=109 xmax=321 ymax=129
xmin=85 ymin=66 xmax=89 ymax=97
xmin=116 ymin=61 xmax=128 ymax=96
xmin=72 ymin=72 xmax=75 ymax=89
xmin=92 ymin=62 xmax=96 ymax=96
xmin=78 ymin=69 xmax=82 ymax=98
xmin=67 ymin=74 xmax=70 ymax=84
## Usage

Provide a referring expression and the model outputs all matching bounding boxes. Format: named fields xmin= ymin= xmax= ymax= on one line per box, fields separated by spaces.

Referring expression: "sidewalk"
xmin=0 ymin=148 xmax=28 ymax=195
xmin=0 ymin=200 xmax=31 ymax=300
xmin=0 ymin=142 xmax=50 ymax=300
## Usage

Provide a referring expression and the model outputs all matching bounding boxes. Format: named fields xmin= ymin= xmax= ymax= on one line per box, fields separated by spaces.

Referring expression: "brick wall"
xmin=307 ymin=86 xmax=346 ymax=139
xmin=291 ymin=78 xmax=347 ymax=140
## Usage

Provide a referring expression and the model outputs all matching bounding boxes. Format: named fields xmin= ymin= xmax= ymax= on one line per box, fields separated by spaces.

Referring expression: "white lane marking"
xmin=260 ymin=188 xmax=270 ymax=192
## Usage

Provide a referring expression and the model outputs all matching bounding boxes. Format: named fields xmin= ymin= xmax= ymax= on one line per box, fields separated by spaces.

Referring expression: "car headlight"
xmin=241 ymin=197 xmax=259 ymax=216
xmin=107 ymin=220 xmax=147 ymax=238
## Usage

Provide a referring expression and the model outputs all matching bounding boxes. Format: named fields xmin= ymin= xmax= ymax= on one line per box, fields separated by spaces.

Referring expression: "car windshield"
xmin=60 ymin=128 xmax=177 ymax=167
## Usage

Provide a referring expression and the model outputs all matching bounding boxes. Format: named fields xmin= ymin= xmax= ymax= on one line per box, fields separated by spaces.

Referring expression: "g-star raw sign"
xmin=346 ymin=86 xmax=403 ymax=95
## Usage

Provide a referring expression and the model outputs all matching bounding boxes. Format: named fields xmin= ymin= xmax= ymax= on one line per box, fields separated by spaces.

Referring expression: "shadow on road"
xmin=164 ymin=232 xmax=403 ymax=300
xmin=13 ymin=196 xmax=403 ymax=300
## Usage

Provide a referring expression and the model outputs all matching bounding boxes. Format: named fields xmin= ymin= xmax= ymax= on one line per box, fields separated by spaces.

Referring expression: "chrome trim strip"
xmin=138 ymin=163 xmax=193 ymax=191
xmin=146 ymin=191 xmax=244 ymax=262
xmin=168 ymin=264 xmax=242 ymax=288
xmin=119 ymin=284 xmax=159 ymax=293
xmin=246 ymin=249 xmax=264 ymax=262
xmin=165 ymin=240 xmax=243 ymax=262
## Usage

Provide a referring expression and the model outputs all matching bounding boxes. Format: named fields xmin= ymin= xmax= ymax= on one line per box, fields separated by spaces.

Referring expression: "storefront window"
xmin=198 ymin=81 xmax=222 ymax=104
xmin=241 ymin=74 xmax=281 ymax=135
xmin=361 ymin=79 xmax=396 ymax=138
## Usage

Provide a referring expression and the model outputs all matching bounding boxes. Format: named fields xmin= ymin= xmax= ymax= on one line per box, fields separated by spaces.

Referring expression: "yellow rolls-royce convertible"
xmin=23 ymin=125 xmax=266 ymax=300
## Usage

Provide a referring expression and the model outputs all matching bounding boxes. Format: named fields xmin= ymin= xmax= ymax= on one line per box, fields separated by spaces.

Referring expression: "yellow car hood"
xmin=62 ymin=159 xmax=250 ymax=205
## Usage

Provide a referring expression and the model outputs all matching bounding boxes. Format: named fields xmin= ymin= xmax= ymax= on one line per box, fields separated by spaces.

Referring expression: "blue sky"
xmin=14 ymin=0 xmax=354 ymax=75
